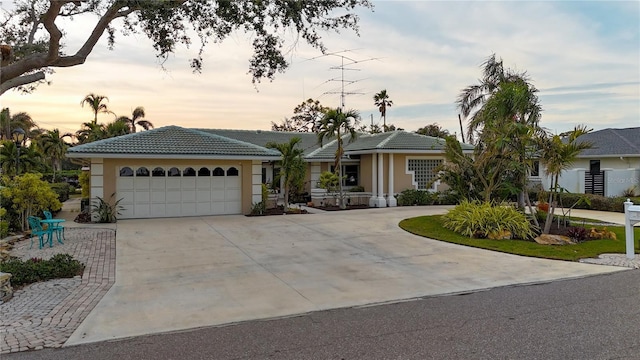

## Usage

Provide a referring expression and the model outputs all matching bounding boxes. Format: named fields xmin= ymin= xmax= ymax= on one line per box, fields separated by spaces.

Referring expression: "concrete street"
xmin=7 ymin=269 xmax=640 ymax=360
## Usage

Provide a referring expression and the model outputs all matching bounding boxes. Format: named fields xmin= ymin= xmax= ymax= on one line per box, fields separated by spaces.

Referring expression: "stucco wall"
xmin=538 ymin=157 xmax=640 ymax=196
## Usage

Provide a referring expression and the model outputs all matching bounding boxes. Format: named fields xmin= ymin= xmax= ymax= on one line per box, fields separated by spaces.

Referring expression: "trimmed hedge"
xmin=49 ymin=182 xmax=73 ymax=203
xmin=541 ymin=191 xmax=640 ymax=213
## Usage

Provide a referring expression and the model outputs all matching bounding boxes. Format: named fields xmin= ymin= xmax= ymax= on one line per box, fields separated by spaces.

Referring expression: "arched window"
xmin=198 ymin=167 xmax=211 ymax=176
xmin=227 ymin=167 xmax=239 ymax=176
xmin=119 ymin=167 xmax=133 ymax=177
xmin=136 ymin=167 xmax=150 ymax=177
xmin=183 ymin=167 xmax=196 ymax=176
xmin=168 ymin=167 xmax=181 ymax=177
xmin=212 ymin=167 xmax=225 ymax=176
xmin=152 ymin=167 xmax=166 ymax=177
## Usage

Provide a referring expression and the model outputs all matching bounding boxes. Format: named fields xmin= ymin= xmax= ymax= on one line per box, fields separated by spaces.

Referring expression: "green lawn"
xmin=399 ymin=215 xmax=640 ymax=261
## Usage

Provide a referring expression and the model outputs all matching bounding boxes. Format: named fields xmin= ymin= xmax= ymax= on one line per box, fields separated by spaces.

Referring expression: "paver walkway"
xmin=0 ymin=228 xmax=115 ymax=354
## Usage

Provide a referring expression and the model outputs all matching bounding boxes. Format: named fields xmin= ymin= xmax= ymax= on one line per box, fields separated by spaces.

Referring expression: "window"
xmin=198 ymin=167 xmax=211 ymax=176
xmin=407 ymin=159 xmax=442 ymax=190
xmin=212 ymin=167 xmax=225 ymax=176
xmin=152 ymin=167 xmax=165 ymax=176
xmin=119 ymin=167 xmax=133 ymax=177
xmin=168 ymin=167 xmax=181 ymax=177
xmin=136 ymin=167 xmax=150 ymax=177
xmin=344 ymin=165 xmax=359 ymax=186
xmin=330 ymin=165 xmax=359 ymax=186
xmin=531 ymin=161 xmax=540 ymax=177
xmin=262 ymin=168 xmax=267 ymax=184
xmin=183 ymin=167 xmax=196 ymax=177
xmin=227 ymin=167 xmax=239 ymax=176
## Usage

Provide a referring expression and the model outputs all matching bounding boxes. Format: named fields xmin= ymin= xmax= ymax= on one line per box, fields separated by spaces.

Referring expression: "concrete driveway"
xmin=67 ymin=206 xmax=625 ymax=345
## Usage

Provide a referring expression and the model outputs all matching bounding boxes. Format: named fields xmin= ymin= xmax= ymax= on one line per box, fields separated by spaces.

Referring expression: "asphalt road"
xmin=8 ymin=269 xmax=640 ymax=360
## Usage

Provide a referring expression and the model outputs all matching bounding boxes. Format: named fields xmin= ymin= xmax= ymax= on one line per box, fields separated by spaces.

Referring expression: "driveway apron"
xmin=66 ymin=206 xmax=625 ymax=345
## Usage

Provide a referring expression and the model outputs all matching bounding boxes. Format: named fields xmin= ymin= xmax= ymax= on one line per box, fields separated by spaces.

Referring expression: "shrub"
xmin=79 ymin=171 xmax=90 ymax=198
xmin=442 ymin=200 xmax=536 ymax=240
xmin=92 ymin=194 xmax=124 ymax=223
xmin=396 ymin=189 xmax=435 ymax=206
xmin=0 ymin=254 xmax=84 ymax=287
xmin=0 ymin=173 xmax=62 ymax=231
xmin=0 ymin=207 xmax=8 ymax=238
xmin=434 ymin=190 xmax=461 ymax=205
xmin=566 ymin=226 xmax=589 ymax=242
xmin=349 ymin=185 xmax=365 ymax=192
xmin=49 ymin=182 xmax=71 ymax=203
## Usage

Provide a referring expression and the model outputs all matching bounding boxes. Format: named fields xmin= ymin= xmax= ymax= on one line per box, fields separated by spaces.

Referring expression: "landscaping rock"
xmin=0 ymin=272 xmax=13 ymax=304
xmin=534 ymin=234 xmax=575 ymax=245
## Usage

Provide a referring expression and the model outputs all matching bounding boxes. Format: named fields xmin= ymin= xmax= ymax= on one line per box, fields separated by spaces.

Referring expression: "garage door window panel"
xmin=152 ymin=167 xmax=165 ymax=176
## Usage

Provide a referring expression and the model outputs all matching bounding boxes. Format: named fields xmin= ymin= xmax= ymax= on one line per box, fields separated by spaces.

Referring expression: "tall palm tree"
xmin=539 ymin=125 xmax=593 ymax=234
xmin=373 ymin=90 xmax=393 ymax=132
xmin=117 ymin=106 xmax=154 ymax=133
xmin=81 ymin=93 xmax=112 ymax=124
xmin=38 ymin=129 xmax=73 ymax=180
xmin=457 ymin=54 xmax=524 ymax=143
xmin=266 ymin=137 xmax=306 ymax=207
xmin=317 ymin=108 xmax=359 ymax=209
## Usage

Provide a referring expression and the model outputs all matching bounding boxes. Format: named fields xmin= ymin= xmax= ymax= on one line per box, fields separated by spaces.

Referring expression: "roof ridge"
xmin=610 ymin=128 xmax=640 ymax=152
xmin=376 ymin=131 xmax=399 ymax=148
xmin=306 ymin=137 xmax=338 ymax=158
xmin=186 ymin=128 xmax=280 ymax=155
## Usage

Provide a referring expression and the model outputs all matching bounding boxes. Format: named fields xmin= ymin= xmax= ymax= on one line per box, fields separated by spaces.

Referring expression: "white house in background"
xmin=535 ymin=127 xmax=640 ymax=197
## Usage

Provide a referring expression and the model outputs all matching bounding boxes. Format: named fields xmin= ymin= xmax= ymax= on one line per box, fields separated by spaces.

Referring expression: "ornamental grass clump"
xmin=442 ymin=200 xmax=537 ymax=240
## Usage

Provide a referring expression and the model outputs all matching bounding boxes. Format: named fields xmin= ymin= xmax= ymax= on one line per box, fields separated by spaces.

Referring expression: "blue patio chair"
xmin=43 ymin=210 xmax=65 ymax=243
xmin=27 ymin=216 xmax=49 ymax=249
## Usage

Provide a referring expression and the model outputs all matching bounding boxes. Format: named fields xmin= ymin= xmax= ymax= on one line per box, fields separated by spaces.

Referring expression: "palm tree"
xmin=76 ymin=122 xmax=106 ymax=144
xmin=0 ymin=140 xmax=42 ymax=176
xmin=117 ymin=106 xmax=154 ymax=133
xmin=266 ymin=137 xmax=306 ymax=207
xmin=373 ymin=90 xmax=393 ymax=131
xmin=457 ymin=54 xmax=524 ymax=143
xmin=317 ymin=108 xmax=359 ymax=209
xmin=104 ymin=119 xmax=131 ymax=137
xmin=38 ymin=129 xmax=73 ymax=180
xmin=539 ymin=125 xmax=593 ymax=234
xmin=0 ymin=108 xmax=37 ymax=141
xmin=81 ymin=93 xmax=113 ymax=124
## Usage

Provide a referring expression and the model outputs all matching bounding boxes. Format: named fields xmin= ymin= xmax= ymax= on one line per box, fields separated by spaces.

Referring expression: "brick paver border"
xmin=0 ymin=228 xmax=116 ymax=354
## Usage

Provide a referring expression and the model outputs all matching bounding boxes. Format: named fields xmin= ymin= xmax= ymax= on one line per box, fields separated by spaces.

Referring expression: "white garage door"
xmin=116 ymin=165 xmax=242 ymax=219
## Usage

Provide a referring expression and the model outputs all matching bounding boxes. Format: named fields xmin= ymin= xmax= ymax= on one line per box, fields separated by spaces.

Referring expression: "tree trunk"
xmin=543 ymin=174 xmax=559 ymax=234
xmin=338 ymin=155 xmax=345 ymax=209
xmin=524 ymin=191 xmax=539 ymax=228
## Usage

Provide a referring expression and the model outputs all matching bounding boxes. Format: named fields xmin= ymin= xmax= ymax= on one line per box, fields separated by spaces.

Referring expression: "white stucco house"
xmin=533 ymin=127 xmax=640 ymax=197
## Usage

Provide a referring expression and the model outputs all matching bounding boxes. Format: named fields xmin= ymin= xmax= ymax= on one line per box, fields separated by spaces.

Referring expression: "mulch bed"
xmin=313 ymin=204 xmax=370 ymax=211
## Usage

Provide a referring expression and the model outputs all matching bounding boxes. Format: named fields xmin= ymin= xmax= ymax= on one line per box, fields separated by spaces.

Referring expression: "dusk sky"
xmin=2 ymin=1 xmax=639 ymax=138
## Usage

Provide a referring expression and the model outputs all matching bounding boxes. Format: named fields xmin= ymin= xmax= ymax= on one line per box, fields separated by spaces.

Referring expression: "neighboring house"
xmin=67 ymin=126 xmax=472 ymax=219
xmin=535 ymin=127 xmax=640 ymax=197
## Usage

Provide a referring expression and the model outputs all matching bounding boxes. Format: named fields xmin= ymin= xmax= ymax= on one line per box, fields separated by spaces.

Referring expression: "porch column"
xmin=369 ymin=153 xmax=378 ymax=207
xmin=374 ymin=153 xmax=387 ymax=207
xmin=387 ymin=153 xmax=397 ymax=207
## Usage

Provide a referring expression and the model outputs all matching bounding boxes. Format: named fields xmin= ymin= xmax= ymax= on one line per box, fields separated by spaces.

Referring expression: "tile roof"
xmin=67 ymin=126 xmax=281 ymax=158
xmin=197 ymin=129 xmax=321 ymax=156
xmin=575 ymin=127 xmax=640 ymax=157
xmin=345 ymin=131 xmax=473 ymax=151
xmin=67 ymin=126 xmax=468 ymax=160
